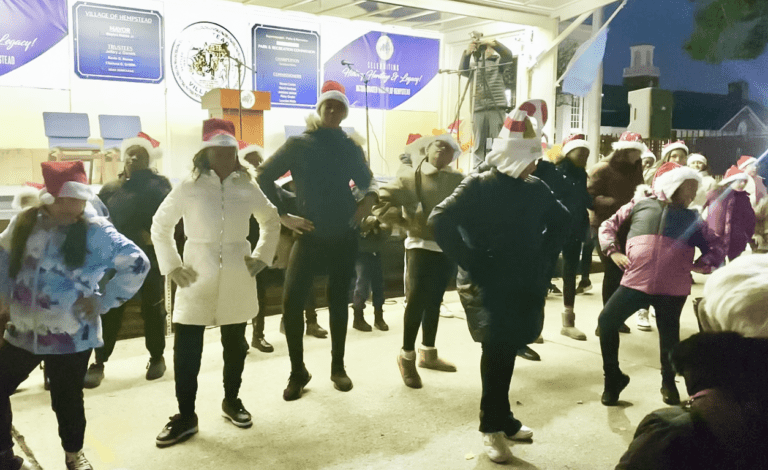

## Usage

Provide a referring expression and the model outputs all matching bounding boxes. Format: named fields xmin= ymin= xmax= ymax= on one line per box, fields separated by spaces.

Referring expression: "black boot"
xmin=352 ymin=308 xmax=372 ymax=332
xmin=373 ymin=308 xmax=388 ymax=331
xmin=601 ymin=372 xmax=630 ymax=406
xmin=661 ymin=379 xmax=680 ymax=405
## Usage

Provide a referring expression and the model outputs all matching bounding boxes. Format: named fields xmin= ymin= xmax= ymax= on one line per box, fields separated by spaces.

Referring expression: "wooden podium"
xmin=201 ymin=89 xmax=271 ymax=145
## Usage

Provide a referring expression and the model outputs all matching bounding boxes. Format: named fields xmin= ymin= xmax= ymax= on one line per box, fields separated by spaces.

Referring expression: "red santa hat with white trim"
xmin=720 ymin=165 xmax=749 ymax=186
xmin=38 ymin=161 xmax=93 ymax=205
xmin=11 ymin=182 xmax=44 ymax=210
xmin=661 ymin=140 xmax=688 ymax=160
xmin=611 ymin=131 xmax=645 ymax=152
xmin=652 ymin=162 xmax=701 ymax=202
xmin=316 ymin=80 xmax=350 ymax=119
xmin=237 ymin=140 xmax=264 ymax=160
xmin=737 ymin=155 xmax=757 ymax=170
xmin=561 ymin=133 xmax=589 ymax=157
xmin=404 ymin=133 xmax=461 ymax=162
xmin=687 ymin=153 xmax=707 ymax=166
xmin=121 ymin=132 xmax=162 ymax=161
xmin=200 ymin=118 xmax=239 ymax=149
xmin=641 ymin=147 xmax=657 ymax=163
xmin=485 ymin=99 xmax=548 ymax=177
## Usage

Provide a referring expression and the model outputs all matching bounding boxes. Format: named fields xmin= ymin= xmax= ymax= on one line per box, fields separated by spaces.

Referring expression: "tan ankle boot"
xmin=560 ymin=311 xmax=587 ymax=341
xmin=418 ymin=348 xmax=457 ymax=372
xmin=397 ymin=352 xmax=422 ymax=388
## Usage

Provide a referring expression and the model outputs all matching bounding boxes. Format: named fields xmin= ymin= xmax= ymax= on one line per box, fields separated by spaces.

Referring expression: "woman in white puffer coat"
xmin=151 ymin=118 xmax=280 ymax=448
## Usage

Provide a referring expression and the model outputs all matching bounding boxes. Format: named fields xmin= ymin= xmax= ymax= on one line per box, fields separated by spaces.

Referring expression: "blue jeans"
xmin=352 ymin=251 xmax=384 ymax=311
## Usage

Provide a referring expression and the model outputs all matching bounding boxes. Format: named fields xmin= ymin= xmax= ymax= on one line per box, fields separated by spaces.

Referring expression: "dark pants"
xmin=282 ymin=233 xmax=358 ymax=372
xmin=402 ymin=249 xmax=453 ymax=351
xmin=253 ymin=269 xmax=318 ymax=339
xmin=95 ymin=246 xmax=165 ymax=363
xmin=561 ymin=239 xmax=582 ymax=308
xmin=174 ymin=322 xmax=248 ymax=416
xmin=0 ymin=343 xmax=90 ymax=453
xmin=579 ymin=230 xmax=595 ymax=280
xmin=352 ymin=251 xmax=384 ymax=311
xmin=597 ymin=246 xmax=624 ymax=307
xmin=598 ymin=286 xmax=687 ymax=382
xmin=479 ymin=341 xmax=521 ymax=434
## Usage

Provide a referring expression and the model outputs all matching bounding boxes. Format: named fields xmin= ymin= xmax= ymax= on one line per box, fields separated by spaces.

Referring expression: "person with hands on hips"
xmin=0 ymin=160 xmax=150 ymax=470
xmin=151 ymin=118 xmax=281 ymax=448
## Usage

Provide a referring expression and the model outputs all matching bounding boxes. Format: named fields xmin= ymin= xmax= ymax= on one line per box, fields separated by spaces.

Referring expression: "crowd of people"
xmin=1 ymin=76 xmax=767 ymax=470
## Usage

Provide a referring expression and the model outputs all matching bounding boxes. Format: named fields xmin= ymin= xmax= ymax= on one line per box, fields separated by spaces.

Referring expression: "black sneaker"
xmin=145 ymin=356 xmax=166 ymax=381
xmin=305 ymin=322 xmax=328 ymax=338
xmin=330 ymin=366 xmax=353 ymax=392
xmin=601 ymin=373 xmax=630 ymax=406
xmin=516 ymin=346 xmax=541 ymax=361
xmin=548 ymin=284 xmax=562 ymax=295
xmin=575 ymin=280 xmax=592 ymax=294
xmin=222 ymin=398 xmax=252 ymax=428
xmin=83 ymin=362 xmax=104 ymax=389
xmin=156 ymin=414 xmax=198 ymax=448
xmin=283 ymin=367 xmax=312 ymax=401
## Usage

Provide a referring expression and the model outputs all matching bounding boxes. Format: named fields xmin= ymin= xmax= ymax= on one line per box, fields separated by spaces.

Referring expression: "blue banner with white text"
xmin=0 ymin=0 xmax=68 ymax=77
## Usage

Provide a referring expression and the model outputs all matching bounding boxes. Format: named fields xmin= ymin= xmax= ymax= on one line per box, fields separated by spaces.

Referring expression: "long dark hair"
xmin=192 ymin=147 xmax=247 ymax=180
xmin=9 ymin=206 xmax=88 ymax=278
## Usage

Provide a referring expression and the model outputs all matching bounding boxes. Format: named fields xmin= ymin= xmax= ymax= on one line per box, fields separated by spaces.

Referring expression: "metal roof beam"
xmin=369 ymin=0 xmax=552 ymax=28
xmin=351 ymin=5 xmax=402 ymax=20
xmin=381 ymin=9 xmax=436 ymax=24
xmin=554 ymin=0 xmax=620 ymax=21
xmin=317 ymin=0 xmax=366 ymax=14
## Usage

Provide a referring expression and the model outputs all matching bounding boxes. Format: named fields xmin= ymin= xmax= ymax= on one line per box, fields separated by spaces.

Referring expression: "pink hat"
xmin=737 ymin=155 xmax=757 ymax=170
xmin=652 ymin=162 xmax=701 ymax=202
xmin=121 ymin=132 xmax=162 ymax=161
xmin=661 ymin=140 xmax=689 ymax=160
xmin=39 ymin=161 xmax=92 ymax=205
xmin=561 ymin=133 xmax=589 ymax=157
xmin=485 ymin=99 xmax=548 ymax=177
xmin=237 ymin=140 xmax=265 ymax=160
xmin=201 ymin=118 xmax=238 ymax=149
xmin=611 ymin=131 xmax=645 ymax=152
xmin=316 ymin=80 xmax=350 ymax=119
xmin=720 ymin=165 xmax=749 ymax=186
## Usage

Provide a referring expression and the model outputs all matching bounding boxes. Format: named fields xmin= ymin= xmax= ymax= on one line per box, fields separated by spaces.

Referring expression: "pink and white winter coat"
xmin=599 ymin=190 xmax=725 ymax=296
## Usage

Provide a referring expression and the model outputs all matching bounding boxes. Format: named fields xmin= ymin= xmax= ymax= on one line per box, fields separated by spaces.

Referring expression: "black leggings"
xmin=174 ymin=322 xmax=248 ymax=416
xmin=402 ymin=249 xmax=454 ymax=351
xmin=561 ymin=239 xmax=582 ymax=308
xmin=598 ymin=247 xmax=624 ymax=307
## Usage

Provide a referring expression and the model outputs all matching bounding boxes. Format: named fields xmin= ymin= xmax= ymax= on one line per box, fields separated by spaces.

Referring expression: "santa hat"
xmin=405 ymin=133 xmax=461 ymax=162
xmin=38 ymin=161 xmax=92 ymax=205
xmin=316 ymin=80 xmax=350 ymax=119
xmin=737 ymin=155 xmax=757 ymax=170
xmin=611 ymin=131 xmax=645 ymax=152
xmin=687 ymin=153 xmax=707 ymax=166
xmin=661 ymin=140 xmax=689 ymax=160
xmin=11 ymin=182 xmax=44 ymax=210
xmin=561 ymin=134 xmax=589 ymax=158
xmin=237 ymin=140 xmax=265 ymax=160
xmin=641 ymin=148 xmax=657 ymax=163
xmin=652 ymin=162 xmax=702 ymax=202
xmin=200 ymin=118 xmax=238 ymax=149
xmin=698 ymin=254 xmax=768 ymax=337
xmin=405 ymin=133 xmax=422 ymax=146
xmin=120 ymin=132 xmax=162 ymax=161
xmin=720 ymin=165 xmax=749 ymax=186
xmin=485 ymin=99 xmax=548 ymax=178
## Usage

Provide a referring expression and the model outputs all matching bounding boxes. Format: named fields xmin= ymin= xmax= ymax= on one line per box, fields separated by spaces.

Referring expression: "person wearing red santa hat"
xmin=659 ymin=140 xmax=689 ymax=166
xmin=151 ymin=119 xmax=281 ymax=447
xmin=703 ymin=165 xmax=755 ymax=262
xmin=598 ymin=162 xmax=725 ymax=406
xmin=687 ymin=153 xmax=717 ymax=212
xmin=256 ymin=81 xmax=376 ymax=401
xmin=431 ymin=100 xmax=570 ymax=463
xmin=82 ymin=133 xmax=172 ymax=389
xmin=0 ymin=160 xmax=150 ymax=470
xmin=588 ymin=131 xmax=646 ymax=335
xmin=737 ymin=155 xmax=767 ymax=207
xmin=641 ymin=148 xmax=657 ymax=186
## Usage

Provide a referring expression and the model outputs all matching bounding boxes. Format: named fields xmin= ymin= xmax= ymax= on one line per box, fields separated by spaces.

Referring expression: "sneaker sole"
xmin=505 ymin=431 xmax=533 ymax=441
xmin=222 ymin=413 xmax=253 ymax=428
xmin=156 ymin=426 xmax=198 ymax=448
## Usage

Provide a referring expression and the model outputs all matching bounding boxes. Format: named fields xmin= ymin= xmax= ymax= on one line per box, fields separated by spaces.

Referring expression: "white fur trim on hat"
xmin=653 ymin=165 xmax=702 ymax=202
xmin=738 ymin=156 xmax=757 ymax=170
xmin=39 ymin=181 xmax=93 ymax=205
xmin=121 ymin=137 xmax=162 ymax=162
xmin=406 ymin=134 xmax=461 ymax=162
xmin=641 ymin=150 xmax=657 ymax=163
xmin=562 ymin=139 xmax=589 ymax=158
xmin=661 ymin=142 xmax=689 ymax=159
xmin=720 ymin=172 xmax=749 ymax=186
xmin=11 ymin=187 xmax=41 ymax=211
xmin=611 ymin=140 xmax=645 ymax=152
xmin=316 ymin=90 xmax=350 ymax=118
xmin=698 ymin=253 xmax=768 ymax=337
xmin=201 ymin=133 xmax=239 ymax=149
xmin=686 ymin=153 xmax=706 ymax=166
xmin=238 ymin=144 xmax=264 ymax=160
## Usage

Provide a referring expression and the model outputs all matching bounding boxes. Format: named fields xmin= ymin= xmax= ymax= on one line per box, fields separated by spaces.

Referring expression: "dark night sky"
xmin=601 ymin=0 xmax=767 ymax=104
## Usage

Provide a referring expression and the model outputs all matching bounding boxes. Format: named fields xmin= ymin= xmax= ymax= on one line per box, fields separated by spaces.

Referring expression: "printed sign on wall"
xmin=171 ymin=22 xmax=245 ymax=102
xmin=324 ymin=32 xmax=439 ymax=110
xmin=0 ymin=0 xmax=68 ymax=77
xmin=253 ymin=25 xmax=319 ymax=109
xmin=73 ymin=2 xmax=164 ymax=83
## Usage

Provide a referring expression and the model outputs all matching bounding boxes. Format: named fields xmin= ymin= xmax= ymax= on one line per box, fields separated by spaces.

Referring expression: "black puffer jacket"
xmin=429 ymin=168 xmax=570 ymax=344
xmin=534 ymin=159 xmax=592 ymax=241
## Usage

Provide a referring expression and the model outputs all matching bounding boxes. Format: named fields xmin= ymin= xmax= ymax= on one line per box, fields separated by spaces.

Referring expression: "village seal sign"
xmin=171 ymin=22 xmax=245 ymax=102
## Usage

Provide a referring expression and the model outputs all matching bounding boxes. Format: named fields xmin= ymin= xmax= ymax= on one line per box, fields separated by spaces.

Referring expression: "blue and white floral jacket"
xmin=0 ymin=210 xmax=149 ymax=355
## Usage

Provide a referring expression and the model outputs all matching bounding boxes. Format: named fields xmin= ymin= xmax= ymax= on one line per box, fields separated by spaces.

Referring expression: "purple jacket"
xmin=704 ymin=189 xmax=755 ymax=260
xmin=600 ymin=197 xmax=724 ymax=296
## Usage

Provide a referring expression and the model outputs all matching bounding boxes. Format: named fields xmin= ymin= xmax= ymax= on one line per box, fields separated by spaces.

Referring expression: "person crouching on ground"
xmin=256 ymin=81 xmax=376 ymax=401
xmin=373 ymin=133 xmax=464 ymax=389
xmin=597 ymin=162 xmax=725 ymax=407
xmin=0 ymin=161 xmax=149 ymax=470
xmin=151 ymin=118 xmax=281 ymax=447
xmin=430 ymin=100 xmax=570 ymax=464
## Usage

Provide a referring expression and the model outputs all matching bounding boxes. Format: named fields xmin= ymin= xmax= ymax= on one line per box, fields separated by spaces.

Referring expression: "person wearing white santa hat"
xmin=686 ymin=153 xmax=717 ymax=212
xmin=256 ymin=81 xmax=376 ymax=402
xmin=151 ymin=118 xmax=281 ymax=447
xmin=0 ymin=160 xmax=150 ymax=470
xmin=598 ymin=162 xmax=725 ymax=407
xmin=430 ymin=99 xmax=571 ymax=463
xmin=703 ymin=165 xmax=755 ymax=262
xmin=660 ymin=140 xmax=689 ymax=165
xmin=82 ymin=133 xmax=172 ymax=389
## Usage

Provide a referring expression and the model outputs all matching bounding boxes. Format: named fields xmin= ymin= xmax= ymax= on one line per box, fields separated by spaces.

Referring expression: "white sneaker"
xmin=505 ymin=424 xmax=534 ymax=441
xmin=439 ymin=303 xmax=453 ymax=318
xmin=636 ymin=309 xmax=652 ymax=331
xmin=65 ymin=450 xmax=93 ymax=470
xmin=483 ymin=432 xmax=513 ymax=463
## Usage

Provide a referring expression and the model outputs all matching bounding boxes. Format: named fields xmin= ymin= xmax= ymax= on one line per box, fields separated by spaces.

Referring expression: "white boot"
xmin=636 ymin=309 xmax=652 ymax=331
xmin=483 ymin=431 xmax=513 ymax=463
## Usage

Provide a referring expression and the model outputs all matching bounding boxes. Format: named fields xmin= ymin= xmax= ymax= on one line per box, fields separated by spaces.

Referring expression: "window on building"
xmin=738 ymin=121 xmax=748 ymax=135
xmin=570 ymin=96 xmax=582 ymax=131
